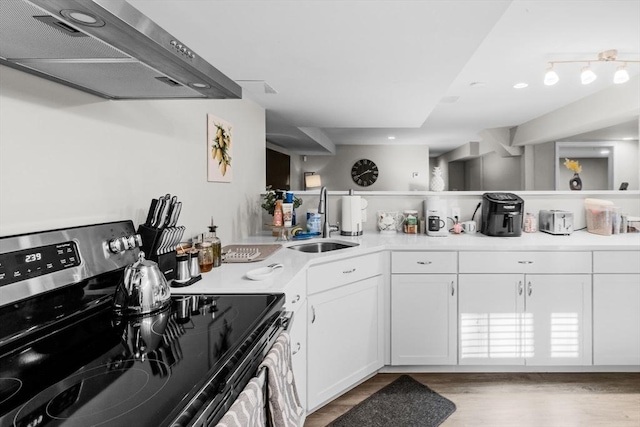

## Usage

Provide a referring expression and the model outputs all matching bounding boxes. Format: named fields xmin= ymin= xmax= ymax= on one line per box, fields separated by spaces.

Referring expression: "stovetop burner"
xmin=0 ymin=379 xmax=22 ymax=407
xmin=14 ymin=360 xmax=171 ymax=427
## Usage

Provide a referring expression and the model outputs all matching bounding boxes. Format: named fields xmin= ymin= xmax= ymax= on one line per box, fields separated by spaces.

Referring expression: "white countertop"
xmin=170 ymin=230 xmax=640 ymax=295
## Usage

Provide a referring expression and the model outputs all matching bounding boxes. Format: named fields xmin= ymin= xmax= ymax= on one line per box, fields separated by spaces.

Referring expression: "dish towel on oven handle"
xmin=215 ymin=374 xmax=266 ymax=427
xmin=259 ymin=331 xmax=305 ymax=427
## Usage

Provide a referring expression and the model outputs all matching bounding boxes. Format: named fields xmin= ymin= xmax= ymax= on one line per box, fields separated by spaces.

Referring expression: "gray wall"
xmin=482 ymin=152 xmax=522 ymax=191
xmin=557 ymin=158 xmax=608 ymax=190
xmin=533 ymin=141 xmax=556 ymax=190
xmin=296 ymin=145 xmax=430 ymax=191
xmin=613 ymin=140 xmax=640 ymax=190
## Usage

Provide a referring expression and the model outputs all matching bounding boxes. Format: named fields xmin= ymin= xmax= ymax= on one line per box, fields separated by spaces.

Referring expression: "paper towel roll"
xmin=341 ymin=195 xmax=363 ymax=236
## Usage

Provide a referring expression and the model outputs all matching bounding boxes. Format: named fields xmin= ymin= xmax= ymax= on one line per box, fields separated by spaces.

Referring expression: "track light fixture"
xmin=544 ymin=49 xmax=638 ymax=86
xmin=580 ymin=65 xmax=597 ymax=85
xmin=614 ymin=64 xmax=630 ymax=84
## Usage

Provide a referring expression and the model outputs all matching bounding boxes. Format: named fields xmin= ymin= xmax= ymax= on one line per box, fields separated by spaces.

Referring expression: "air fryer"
xmin=480 ymin=193 xmax=524 ymax=237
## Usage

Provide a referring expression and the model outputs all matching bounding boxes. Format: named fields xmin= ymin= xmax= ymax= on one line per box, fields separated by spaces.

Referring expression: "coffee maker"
xmin=480 ymin=193 xmax=524 ymax=237
xmin=424 ymin=196 xmax=448 ymax=236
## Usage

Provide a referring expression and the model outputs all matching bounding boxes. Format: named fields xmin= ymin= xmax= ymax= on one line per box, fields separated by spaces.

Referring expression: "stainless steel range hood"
xmin=0 ymin=0 xmax=242 ymax=100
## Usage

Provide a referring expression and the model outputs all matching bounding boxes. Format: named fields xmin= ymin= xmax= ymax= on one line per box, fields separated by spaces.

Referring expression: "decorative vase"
xmin=430 ymin=167 xmax=445 ymax=192
xmin=569 ymin=173 xmax=582 ymax=191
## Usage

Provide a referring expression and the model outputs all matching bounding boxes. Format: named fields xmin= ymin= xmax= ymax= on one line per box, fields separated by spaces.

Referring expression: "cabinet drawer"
xmin=459 ymin=251 xmax=591 ymax=274
xmin=391 ymin=251 xmax=457 ymax=274
xmin=307 ymin=252 xmax=384 ymax=295
xmin=283 ymin=276 xmax=307 ymax=311
xmin=593 ymin=251 xmax=640 ymax=274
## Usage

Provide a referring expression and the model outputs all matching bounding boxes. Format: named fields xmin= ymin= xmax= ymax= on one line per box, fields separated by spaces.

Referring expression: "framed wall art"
xmin=207 ymin=114 xmax=233 ymax=182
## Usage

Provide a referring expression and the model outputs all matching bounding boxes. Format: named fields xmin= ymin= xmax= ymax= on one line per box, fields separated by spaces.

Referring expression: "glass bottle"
xmin=203 ymin=221 xmax=222 ymax=268
xmin=196 ymin=241 xmax=214 ymax=273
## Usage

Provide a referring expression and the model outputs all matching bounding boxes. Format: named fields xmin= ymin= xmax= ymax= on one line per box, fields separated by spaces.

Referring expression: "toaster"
xmin=539 ymin=210 xmax=574 ymax=235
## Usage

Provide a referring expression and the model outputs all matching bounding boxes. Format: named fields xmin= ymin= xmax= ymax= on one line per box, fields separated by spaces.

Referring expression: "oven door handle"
xmin=281 ymin=311 xmax=294 ymax=332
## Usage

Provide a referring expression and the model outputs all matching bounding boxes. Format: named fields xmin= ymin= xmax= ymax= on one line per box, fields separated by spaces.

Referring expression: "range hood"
xmin=0 ymin=0 xmax=242 ymax=100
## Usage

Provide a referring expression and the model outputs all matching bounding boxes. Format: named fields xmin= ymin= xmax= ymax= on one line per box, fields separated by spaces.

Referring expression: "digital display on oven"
xmin=0 ymin=242 xmax=80 ymax=287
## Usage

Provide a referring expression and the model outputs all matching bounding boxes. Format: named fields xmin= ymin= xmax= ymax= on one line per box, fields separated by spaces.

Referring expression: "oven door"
xmin=175 ymin=311 xmax=292 ymax=427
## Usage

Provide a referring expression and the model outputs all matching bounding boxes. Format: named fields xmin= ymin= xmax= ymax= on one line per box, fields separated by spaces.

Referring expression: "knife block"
xmin=137 ymin=224 xmax=176 ymax=281
xmin=137 ymin=224 xmax=162 ymax=258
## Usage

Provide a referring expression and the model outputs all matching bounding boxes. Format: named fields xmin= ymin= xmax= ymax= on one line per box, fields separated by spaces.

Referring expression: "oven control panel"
xmin=0 ymin=241 xmax=81 ymax=287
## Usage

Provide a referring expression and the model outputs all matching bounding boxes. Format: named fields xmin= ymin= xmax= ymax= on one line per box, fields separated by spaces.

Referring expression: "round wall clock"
xmin=351 ymin=159 xmax=379 ymax=187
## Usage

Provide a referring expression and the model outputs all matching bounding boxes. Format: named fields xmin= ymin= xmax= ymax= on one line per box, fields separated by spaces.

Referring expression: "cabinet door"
xmin=307 ymin=275 xmax=384 ymax=411
xmin=594 ymin=274 xmax=640 ymax=365
xmin=458 ymin=274 xmax=525 ymax=365
xmin=289 ymin=302 xmax=308 ymax=412
xmin=524 ymin=274 xmax=591 ymax=366
xmin=391 ymin=274 xmax=457 ymax=365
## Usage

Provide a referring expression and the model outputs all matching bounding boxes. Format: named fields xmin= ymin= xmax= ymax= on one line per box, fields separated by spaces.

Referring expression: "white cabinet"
xmin=288 ymin=302 xmax=307 ymax=411
xmin=283 ymin=274 xmax=307 ymax=412
xmin=459 ymin=273 xmax=591 ymax=366
xmin=525 ymin=274 xmax=591 ymax=366
xmin=593 ymin=251 xmax=640 ymax=365
xmin=390 ymin=251 xmax=458 ymax=365
xmin=458 ymin=274 xmax=524 ymax=365
xmin=458 ymin=251 xmax=592 ymax=366
xmin=306 ymin=254 xmax=384 ymax=412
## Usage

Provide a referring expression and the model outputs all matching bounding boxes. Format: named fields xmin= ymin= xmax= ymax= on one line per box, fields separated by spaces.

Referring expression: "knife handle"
xmin=145 ymin=199 xmax=158 ymax=226
xmin=151 ymin=197 xmax=165 ymax=228
xmin=170 ymin=202 xmax=182 ymax=227
xmin=163 ymin=197 xmax=178 ymax=228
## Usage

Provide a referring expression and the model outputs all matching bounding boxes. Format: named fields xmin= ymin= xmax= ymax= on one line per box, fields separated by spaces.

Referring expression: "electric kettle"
xmin=113 ymin=251 xmax=171 ymax=316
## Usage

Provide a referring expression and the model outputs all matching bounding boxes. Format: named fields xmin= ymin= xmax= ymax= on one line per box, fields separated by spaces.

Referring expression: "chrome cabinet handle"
xmin=343 ymin=268 xmax=356 ymax=274
xmin=291 ymin=294 xmax=300 ymax=304
xmin=518 ymin=281 xmax=523 ymax=296
xmin=451 ymin=281 xmax=455 ymax=296
xmin=311 ymin=306 xmax=316 ymax=324
xmin=528 ymin=281 xmax=532 ymax=296
xmin=417 ymin=261 xmax=432 ymax=265
xmin=518 ymin=261 xmax=534 ymax=264
xmin=292 ymin=342 xmax=301 ymax=355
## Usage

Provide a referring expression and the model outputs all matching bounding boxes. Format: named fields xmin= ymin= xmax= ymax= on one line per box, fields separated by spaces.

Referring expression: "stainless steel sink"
xmin=287 ymin=240 xmax=359 ymax=253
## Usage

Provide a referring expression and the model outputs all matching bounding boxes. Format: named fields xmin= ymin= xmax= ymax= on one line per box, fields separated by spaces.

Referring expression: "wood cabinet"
xmin=306 ymin=254 xmax=384 ymax=412
xmin=458 ymin=251 xmax=592 ymax=366
xmin=390 ymin=251 xmax=457 ymax=365
xmin=593 ymin=251 xmax=640 ymax=365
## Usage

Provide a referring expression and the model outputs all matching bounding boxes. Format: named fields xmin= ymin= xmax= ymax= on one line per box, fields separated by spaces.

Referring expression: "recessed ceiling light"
xmin=513 ymin=82 xmax=529 ymax=89
xmin=388 ymin=136 xmax=396 ymax=140
xmin=623 ymin=137 xmax=634 ymax=140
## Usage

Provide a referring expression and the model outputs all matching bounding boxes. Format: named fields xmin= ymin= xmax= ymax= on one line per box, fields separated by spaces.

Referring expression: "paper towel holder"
xmin=340 ymin=189 xmax=364 ymax=236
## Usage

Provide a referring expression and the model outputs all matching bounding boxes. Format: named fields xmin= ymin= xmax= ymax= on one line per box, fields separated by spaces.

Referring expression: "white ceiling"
xmin=129 ymin=0 xmax=640 ymax=156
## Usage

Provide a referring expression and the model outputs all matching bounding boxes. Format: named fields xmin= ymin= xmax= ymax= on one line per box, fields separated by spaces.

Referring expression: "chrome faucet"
xmin=318 ymin=186 xmax=339 ymax=238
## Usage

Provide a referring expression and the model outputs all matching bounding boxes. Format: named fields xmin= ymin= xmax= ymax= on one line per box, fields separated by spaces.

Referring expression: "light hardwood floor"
xmin=304 ymin=373 xmax=640 ymax=427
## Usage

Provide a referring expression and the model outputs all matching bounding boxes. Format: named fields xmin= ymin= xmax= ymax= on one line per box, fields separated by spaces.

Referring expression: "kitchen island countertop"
xmin=171 ymin=230 xmax=640 ymax=295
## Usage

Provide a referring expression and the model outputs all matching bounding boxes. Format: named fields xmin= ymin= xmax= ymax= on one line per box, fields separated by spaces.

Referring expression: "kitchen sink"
xmin=287 ymin=240 xmax=359 ymax=253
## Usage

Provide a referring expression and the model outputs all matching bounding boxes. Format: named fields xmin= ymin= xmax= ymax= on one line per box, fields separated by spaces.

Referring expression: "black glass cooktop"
xmin=0 ymin=282 xmax=283 ymax=427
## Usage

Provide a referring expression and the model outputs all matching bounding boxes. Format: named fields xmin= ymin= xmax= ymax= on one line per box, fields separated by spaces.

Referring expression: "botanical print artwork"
xmin=207 ymin=114 xmax=233 ymax=182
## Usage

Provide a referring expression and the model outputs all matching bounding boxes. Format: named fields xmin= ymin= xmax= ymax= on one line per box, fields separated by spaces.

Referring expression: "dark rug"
xmin=328 ymin=375 xmax=456 ymax=427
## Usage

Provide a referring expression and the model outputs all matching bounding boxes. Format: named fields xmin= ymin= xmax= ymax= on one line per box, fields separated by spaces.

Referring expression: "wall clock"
xmin=351 ymin=159 xmax=379 ymax=187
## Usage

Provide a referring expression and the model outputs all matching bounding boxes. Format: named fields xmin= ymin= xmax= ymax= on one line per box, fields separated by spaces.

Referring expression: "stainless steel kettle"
xmin=113 ymin=251 xmax=171 ymax=316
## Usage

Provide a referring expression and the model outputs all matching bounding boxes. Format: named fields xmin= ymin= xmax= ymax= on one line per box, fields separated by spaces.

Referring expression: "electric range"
xmin=0 ymin=221 xmax=285 ymax=427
